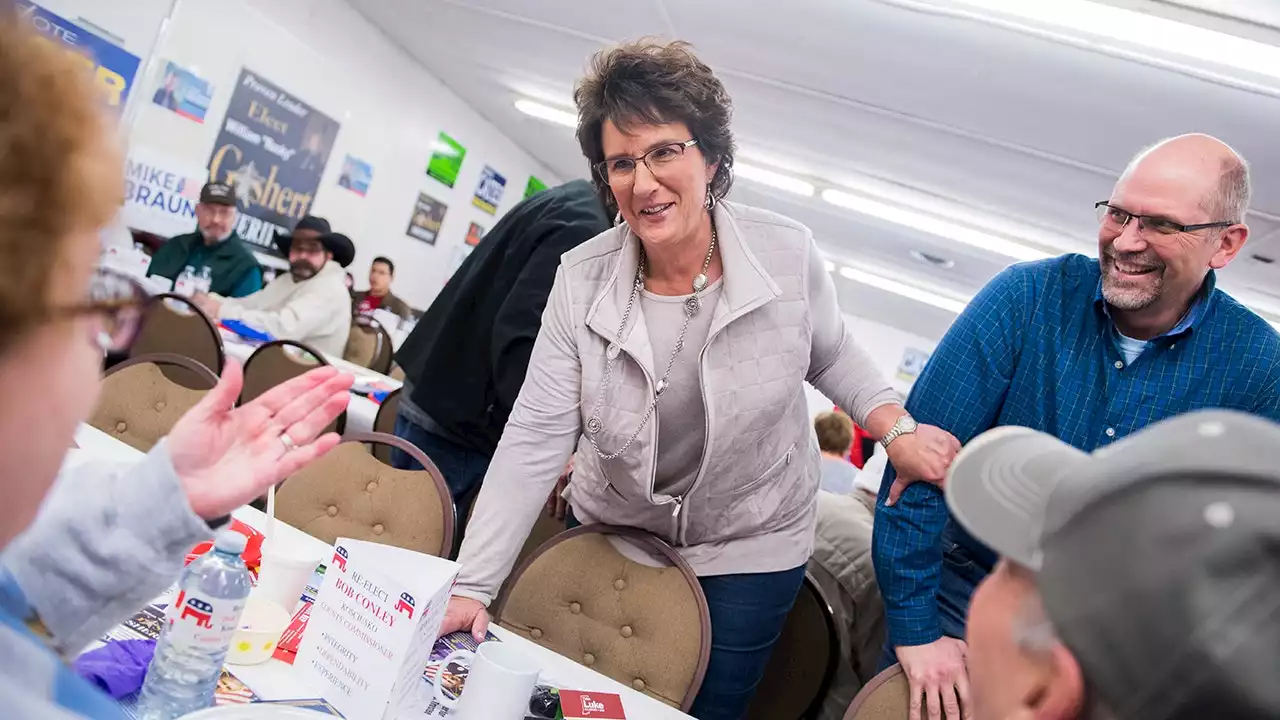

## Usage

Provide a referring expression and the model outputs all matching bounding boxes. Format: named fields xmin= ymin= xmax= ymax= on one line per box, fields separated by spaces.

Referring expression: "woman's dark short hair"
xmin=574 ymin=39 xmax=735 ymax=212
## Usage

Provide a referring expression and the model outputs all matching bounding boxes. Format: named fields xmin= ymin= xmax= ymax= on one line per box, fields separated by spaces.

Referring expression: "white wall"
xmin=804 ymin=313 xmax=941 ymax=420
xmin=69 ymin=0 xmax=559 ymax=310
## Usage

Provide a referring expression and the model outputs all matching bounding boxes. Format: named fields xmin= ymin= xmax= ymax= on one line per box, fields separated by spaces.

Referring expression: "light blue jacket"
xmin=0 ymin=441 xmax=215 ymax=717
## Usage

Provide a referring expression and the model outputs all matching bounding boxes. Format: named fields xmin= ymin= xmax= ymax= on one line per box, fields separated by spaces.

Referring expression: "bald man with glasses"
xmin=871 ymin=133 xmax=1280 ymax=720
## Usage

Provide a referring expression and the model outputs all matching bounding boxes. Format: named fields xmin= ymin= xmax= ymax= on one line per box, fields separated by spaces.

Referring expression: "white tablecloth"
xmin=73 ymin=425 xmax=693 ymax=719
xmin=218 ymin=328 xmax=399 ymax=434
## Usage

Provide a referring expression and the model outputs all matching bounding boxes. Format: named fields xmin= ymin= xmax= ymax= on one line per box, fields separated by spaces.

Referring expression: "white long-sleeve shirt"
xmin=217 ymin=260 xmax=351 ymax=356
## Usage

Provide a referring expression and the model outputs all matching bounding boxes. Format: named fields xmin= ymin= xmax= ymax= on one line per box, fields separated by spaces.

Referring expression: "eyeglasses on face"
xmin=1095 ymin=201 xmax=1233 ymax=237
xmin=594 ymin=139 xmax=699 ymax=187
xmin=45 ymin=267 xmax=149 ymax=353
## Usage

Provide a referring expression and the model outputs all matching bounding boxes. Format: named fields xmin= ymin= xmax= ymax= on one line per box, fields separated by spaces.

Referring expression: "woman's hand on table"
xmin=167 ymin=361 xmax=354 ymax=520
xmin=441 ymin=595 xmax=491 ymax=642
xmin=884 ymin=423 xmax=961 ymax=505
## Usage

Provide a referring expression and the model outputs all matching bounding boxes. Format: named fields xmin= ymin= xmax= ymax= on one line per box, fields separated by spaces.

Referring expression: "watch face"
xmin=900 ymin=415 xmax=919 ymax=432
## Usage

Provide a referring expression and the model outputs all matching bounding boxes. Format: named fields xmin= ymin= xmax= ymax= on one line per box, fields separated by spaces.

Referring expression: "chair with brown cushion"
xmin=241 ymin=340 xmax=345 ymax=434
xmin=371 ymin=388 xmax=401 ymax=464
xmin=343 ymin=315 xmax=393 ymax=375
xmin=746 ymin=571 xmax=842 ymax=720
xmin=89 ymin=353 xmax=218 ymax=452
xmin=130 ymin=294 xmax=225 ymax=388
xmin=493 ymin=525 xmax=711 ymax=712
xmin=274 ymin=432 xmax=455 ymax=558
xmin=843 ymin=665 xmax=912 ymax=720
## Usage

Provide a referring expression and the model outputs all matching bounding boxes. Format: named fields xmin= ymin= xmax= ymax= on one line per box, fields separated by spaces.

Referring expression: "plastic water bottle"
xmin=172 ymin=265 xmax=197 ymax=297
xmin=136 ymin=531 xmax=252 ymax=719
xmin=197 ymin=266 xmax=213 ymax=294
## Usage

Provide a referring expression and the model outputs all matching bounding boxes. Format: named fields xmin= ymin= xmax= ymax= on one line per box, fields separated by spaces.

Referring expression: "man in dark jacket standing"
xmin=147 ymin=181 xmax=263 ymax=298
xmin=393 ymin=180 xmax=610 ymax=522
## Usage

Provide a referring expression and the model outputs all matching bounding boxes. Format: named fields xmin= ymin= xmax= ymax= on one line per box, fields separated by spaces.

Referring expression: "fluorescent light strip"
xmin=514 ymin=98 xmax=577 ymax=128
xmin=837 ymin=265 xmax=969 ymax=314
xmin=734 ymin=162 xmax=816 ymax=196
xmin=948 ymin=0 xmax=1280 ymax=82
xmin=822 ymin=189 xmax=1050 ymax=262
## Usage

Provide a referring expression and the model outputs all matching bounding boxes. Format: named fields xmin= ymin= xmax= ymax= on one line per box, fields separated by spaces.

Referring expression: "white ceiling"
xmin=349 ymin=0 xmax=1280 ymax=341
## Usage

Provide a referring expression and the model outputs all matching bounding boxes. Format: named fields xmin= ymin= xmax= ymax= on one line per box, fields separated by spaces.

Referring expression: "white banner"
xmin=120 ymin=146 xmax=207 ymax=239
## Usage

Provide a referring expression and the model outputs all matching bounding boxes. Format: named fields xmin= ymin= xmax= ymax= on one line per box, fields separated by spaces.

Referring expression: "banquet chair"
xmin=343 ymin=315 xmax=393 ymax=375
xmin=371 ymin=388 xmax=401 ymax=464
xmin=274 ymin=432 xmax=455 ymax=558
xmin=89 ymin=353 xmax=218 ymax=452
xmin=129 ymin=293 xmax=225 ymax=388
xmin=746 ymin=570 xmax=842 ymax=720
xmin=493 ymin=525 xmax=711 ymax=712
xmin=842 ymin=665 xmax=913 ymax=720
xmin=241 ymin=340 xmax=345 ymax=434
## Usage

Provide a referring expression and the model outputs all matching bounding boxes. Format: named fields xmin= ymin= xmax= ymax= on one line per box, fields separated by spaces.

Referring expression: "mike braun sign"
xmin=208 ymin=69 xmax=340 ymax=255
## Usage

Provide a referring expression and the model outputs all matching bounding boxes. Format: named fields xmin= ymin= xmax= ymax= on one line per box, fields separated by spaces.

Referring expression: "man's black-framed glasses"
xmin=594 ymin=139 xmax=699 ymax=187
xmin=1095 ymin=201 xmax=1234 ymax=236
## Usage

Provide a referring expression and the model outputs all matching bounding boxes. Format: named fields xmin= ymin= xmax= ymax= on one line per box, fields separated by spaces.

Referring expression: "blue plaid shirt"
xmin=872 ymin=254 xmax=1280 ymax=649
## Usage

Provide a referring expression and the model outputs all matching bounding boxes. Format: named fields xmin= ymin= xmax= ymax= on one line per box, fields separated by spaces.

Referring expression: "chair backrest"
xmin=493 ymin=524 xmax=711 ymax=712
xmin=343 ymin=315 xmax=393 ymax=375
xmin=241 ymin=340 xmax=345 ymax=434
xmin=274 ymin=432 xmax=456 ymax=558
xmin=89 ymin=353 xmax=218 ymax=452
xmin=746 ymin=571 xmax=841 ymax=720
xmin=371 ymin=388 xmax=401 ymax=464
xmin=843 ymin=665 xmax=911 ymax=720
xmin=131 ymin=294 xmax=225 ymax=387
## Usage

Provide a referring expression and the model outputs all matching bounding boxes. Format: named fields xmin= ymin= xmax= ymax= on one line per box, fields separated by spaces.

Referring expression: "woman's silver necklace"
xmin=585 ymin=225 xmax=717 ymax=461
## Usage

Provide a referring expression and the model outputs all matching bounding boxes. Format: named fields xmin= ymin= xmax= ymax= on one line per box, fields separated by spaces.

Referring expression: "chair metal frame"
xmin=349 ymin=314 xmax=394 ymax=375
xmin=133 ymin=293 xmax=226 ymax=375
xmin=492 ymin=523 xmax=713 ymax=713
xmin=105 ymin=352 xmax=219 ymax=387
xmin=241 ymin=339 xmax=346 ymax=434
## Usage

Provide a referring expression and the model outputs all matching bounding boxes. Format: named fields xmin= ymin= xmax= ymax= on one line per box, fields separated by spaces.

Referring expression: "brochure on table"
xmin=295 ymin=538 xmax=459 ymax=720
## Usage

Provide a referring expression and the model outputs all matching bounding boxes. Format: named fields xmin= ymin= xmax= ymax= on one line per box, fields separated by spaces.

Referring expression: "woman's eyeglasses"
xmin=48 ymin=268 xmax=149 ymax=353
xmin=594 ymin=139 xmax=699 ymax=187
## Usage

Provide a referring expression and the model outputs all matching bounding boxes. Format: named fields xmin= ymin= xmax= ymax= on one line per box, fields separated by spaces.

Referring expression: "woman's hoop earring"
xmin=704 ymin=184 xmax=717 ymax=210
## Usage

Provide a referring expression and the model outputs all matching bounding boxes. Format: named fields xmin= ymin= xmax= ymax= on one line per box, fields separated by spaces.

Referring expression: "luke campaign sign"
xmin=208 ymin=69 xmax=341 ymax=256
xmin=295 ymin=539 xmax=459 ymax=720
xmin=15 ymin=2 xmax=141 ymax=113
xmin=120 ymin=148 xmax=207 ymax=239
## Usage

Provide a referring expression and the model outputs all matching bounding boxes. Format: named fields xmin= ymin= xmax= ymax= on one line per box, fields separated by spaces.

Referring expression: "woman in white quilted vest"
xmin=443 ymin=39 xmax=960 ymax=719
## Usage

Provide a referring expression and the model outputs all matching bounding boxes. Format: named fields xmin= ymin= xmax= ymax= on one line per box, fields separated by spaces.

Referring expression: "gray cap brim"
xmin=945 ymin=426 xmax=1088 ymax=570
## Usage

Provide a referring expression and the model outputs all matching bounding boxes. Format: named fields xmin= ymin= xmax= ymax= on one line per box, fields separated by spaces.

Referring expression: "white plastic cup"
xmin=253 ymin=537 xmax=322 ymax=614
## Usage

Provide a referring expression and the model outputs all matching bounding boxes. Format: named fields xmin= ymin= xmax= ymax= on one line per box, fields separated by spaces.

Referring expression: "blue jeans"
xmin=878 ymin=525 xmax=986 ymax=669
xmin=566 ymin=509 xmax=805 ymax=719
xmin=391 ymin=411 xmax=491 ymax=551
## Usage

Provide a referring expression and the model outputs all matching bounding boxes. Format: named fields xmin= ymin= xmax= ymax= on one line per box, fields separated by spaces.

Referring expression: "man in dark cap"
xmin=194 ymin=215 xmax=355 ymax=355
xmin=147 ymin=181 xmax=263 ymax=297
xmin=951 ymin=410 xmax=1280 ymax=720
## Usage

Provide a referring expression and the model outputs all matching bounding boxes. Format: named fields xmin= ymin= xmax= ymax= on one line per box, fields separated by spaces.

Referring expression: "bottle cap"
xmin=213 ymin=530 xmax=248 ymax=555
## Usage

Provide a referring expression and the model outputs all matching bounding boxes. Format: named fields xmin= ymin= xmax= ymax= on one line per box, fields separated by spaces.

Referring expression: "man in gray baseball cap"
xmin=947 ymin=410 xmax=1280 ymax=720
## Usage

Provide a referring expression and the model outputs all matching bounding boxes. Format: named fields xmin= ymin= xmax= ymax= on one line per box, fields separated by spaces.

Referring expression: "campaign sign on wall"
xmin=406 ymin=193 xmax=448 ymax=245
xmin=15 ymin=2 xmax=141 ymax=113
xmin=153 ymin=61 xmax=214 ymax=123
xmin=524 ymin=176 xmax=548 ymax=200
xmin=208 ymin=68 xmax=341 ymax=255
xmin=472 ymin=166 xmax=506 ymax=215
xmin=120 ymin=147 xmax=206 ymax=239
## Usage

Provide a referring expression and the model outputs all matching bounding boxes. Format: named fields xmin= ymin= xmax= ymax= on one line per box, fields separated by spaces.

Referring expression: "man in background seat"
xmin=352 ymin=256 xmax=412 ymax=321
xmin=147 ymin=181 xmax=262 ymax=298
xmin=392 ymin=180 xmax=610 ymax=523
xmin=194 ymin=216 xmax=354 ymax=356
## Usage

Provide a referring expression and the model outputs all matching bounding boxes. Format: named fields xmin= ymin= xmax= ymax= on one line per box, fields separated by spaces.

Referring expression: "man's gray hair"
xmin=1013 ymin=595 xmax=1117 ymax=720
xmin=1120 ymin=134 xmax=1252 ymax=224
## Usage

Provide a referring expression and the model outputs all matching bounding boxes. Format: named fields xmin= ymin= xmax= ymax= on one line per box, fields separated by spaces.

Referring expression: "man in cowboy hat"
xmin=194 ymin=215 xmax=355 ymax=355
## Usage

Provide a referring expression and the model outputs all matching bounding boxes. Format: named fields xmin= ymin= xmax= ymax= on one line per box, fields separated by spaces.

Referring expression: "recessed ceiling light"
xmin=837 ymin=265 xmax=969 ymax=314
xmin=734 ymin=162 xmax=815 ymax=197
xmin=821 ymin=189 xmax=1050 ymax=262
xmin=910 ymin=249 xmax=956 ymax=269
xmin=514 ymin=98 xmax=577 ymax=128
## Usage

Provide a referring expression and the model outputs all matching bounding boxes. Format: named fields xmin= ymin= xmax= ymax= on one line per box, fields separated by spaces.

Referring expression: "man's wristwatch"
xmin=880 ymin=412 xmax=919 ymax=450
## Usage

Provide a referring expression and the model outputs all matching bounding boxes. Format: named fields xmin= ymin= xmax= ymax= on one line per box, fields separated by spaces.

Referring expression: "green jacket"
xmin=147 ymin=231 xmax=263 ymax=298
